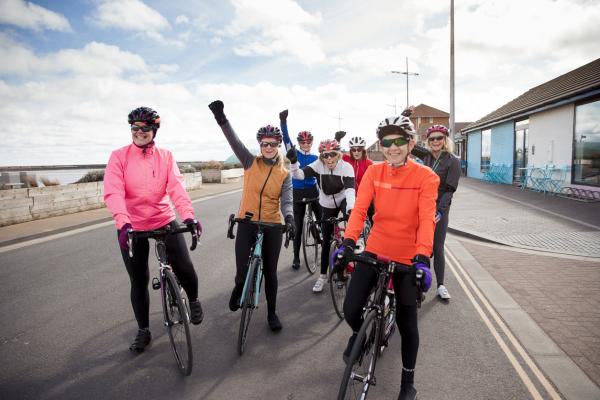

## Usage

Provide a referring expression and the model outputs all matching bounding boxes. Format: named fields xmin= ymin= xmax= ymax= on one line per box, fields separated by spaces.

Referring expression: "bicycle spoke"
xmin=162 ymin=270 xmax=193 ymax=376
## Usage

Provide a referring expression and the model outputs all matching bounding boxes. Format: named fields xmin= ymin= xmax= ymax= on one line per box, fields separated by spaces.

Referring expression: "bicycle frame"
xmin=239 ymin=230 xmax=264 ymax=307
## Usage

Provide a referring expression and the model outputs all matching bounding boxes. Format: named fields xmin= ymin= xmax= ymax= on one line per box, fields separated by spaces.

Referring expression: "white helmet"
xmin=376 ymin=115 xmax=416 ymax=139
xmin=348 ymin=136 xmax=367 ymax=147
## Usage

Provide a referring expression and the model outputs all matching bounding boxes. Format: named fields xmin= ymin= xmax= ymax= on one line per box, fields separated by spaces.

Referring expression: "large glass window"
xmin=481 ymin=129 xmax=491 ymax=172
xmin=574 ymin=99 xmax=600 ymax=186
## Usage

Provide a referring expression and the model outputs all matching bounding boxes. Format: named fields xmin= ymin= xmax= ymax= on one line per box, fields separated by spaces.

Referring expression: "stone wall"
xmin=0 ymin=172 xmax=203 ymax=227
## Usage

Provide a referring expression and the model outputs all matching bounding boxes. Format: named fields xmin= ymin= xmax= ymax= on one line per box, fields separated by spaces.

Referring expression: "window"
xmin=481 ymin=129 xmax=491 ymax=172
xmin=574 ymin=98 xmax=600 ymax=186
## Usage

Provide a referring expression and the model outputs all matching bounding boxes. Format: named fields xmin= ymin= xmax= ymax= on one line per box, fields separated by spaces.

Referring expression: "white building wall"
xmin=529 ymin=103 xmax=574 ymax=167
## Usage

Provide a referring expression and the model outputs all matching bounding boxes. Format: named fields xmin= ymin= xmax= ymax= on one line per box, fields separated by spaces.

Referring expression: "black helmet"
xmin=256 ymin=125 xmax=283 ymax=142
xmin=128 ymin=106 xmax=161 ymax=136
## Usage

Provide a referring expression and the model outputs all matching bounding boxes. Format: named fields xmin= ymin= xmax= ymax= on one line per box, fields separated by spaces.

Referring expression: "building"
xmin=366 ymin=104 xmax=471 ymax=161
xmin=461 ymin=57 xmax=600 ymax=193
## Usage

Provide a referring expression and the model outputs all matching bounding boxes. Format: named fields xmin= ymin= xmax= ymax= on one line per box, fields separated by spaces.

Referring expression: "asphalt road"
xmin=0 ymin=191 xmax=538 ymax=400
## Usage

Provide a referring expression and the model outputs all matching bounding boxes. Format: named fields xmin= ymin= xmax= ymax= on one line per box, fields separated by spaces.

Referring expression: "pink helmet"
xmin=318 ymin=139 xmax=341 ymax=153
xmin=426 ymin=124 xmax=449 ymax=137
xmin=297 ymin=131 xmax=313 ymax=142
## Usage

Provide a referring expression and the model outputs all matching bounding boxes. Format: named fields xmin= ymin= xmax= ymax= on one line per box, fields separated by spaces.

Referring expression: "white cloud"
xmin=221 ymin=0 xmax=325 ymax=65
xmin=0 ymin=0 xmax=71 ymax=31
xmin=175 ymin=15 xmax=189 ymax=25
xmin=0 ymin=35 xmax=149 ymax=76
xmin=91 ymin=0 xmax=188 ymax=47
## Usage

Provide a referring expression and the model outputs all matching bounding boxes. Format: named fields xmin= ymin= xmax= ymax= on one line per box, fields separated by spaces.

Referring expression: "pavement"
xmin=1 ymin=176 xmax=599 ymax=398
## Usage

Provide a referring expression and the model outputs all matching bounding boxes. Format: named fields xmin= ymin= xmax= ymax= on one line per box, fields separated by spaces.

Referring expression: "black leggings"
xmin=320 ymin=199 xmax=348 ymax=275
xmin=433 ymin=209 xmax=450 ymax=286
xmin=343 ymin=263 xmax=419 ymax=371
xmin=234 ymin=222 xmax=283 ymax=316
xmin=119 ymin=220 xmax=199 ymax=330
xmin=292 ymin=188 xmax=321 ymax=260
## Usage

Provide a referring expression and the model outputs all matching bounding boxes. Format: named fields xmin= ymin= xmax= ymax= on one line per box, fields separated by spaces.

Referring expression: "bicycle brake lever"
xmin=190 ymin=229 xmax=198 ymax=251
xmin=127 ymin=230 xmax=133 ymax=258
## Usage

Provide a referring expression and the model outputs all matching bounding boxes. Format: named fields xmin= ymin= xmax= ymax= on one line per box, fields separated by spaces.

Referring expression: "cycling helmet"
xmin=426 ymin=124 xmax=450 ymax=137
xmin=256 ymin=125 xmax=283 ymax=142
xmin=376 ymin=115 xmax=416 ymax=140
xmin=128 ymin=106 xmax=161 ymax=129
xmin=318 ymin=139 xmax=341 ymax=153
xmin=297 ymin=131 xmax=313 ymax=142
xmin=348 ymin=136 xmax=367 ymax=147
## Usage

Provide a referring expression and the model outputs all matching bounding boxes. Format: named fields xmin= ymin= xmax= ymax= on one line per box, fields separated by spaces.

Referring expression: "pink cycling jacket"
xmin=103 ymin=143 xmax=195 ymax=231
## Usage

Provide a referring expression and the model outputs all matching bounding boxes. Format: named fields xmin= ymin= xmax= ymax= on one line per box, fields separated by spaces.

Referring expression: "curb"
xmin=448 ymin=225 xmax=600 ymax=259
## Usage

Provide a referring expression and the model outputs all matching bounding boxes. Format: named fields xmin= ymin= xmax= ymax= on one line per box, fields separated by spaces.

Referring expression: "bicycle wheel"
xmin=161 ymin=269 xmax=193 ymax=376
xmin=302 ymin=212 xmax=319 ymax=274
xmin=329 ymin=240 xmax=349 ymax=319
xmin=238 ymin=257 xmax=258 ymax=355
xmin=338 ymin=310 xmax=380 ymax=400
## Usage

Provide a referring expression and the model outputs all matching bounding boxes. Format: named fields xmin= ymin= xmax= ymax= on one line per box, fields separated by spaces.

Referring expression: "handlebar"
xmin=127 ymin=223 xmax=198 ymax=257
xmin=226 ymin=213 xmax=291 ymax=249
xmin=314 ymin=215 xmax=348 ymax=225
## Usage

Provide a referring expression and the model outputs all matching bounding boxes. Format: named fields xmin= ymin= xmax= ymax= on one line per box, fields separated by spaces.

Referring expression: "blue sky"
xmin=1 ymin=0 xmax=599 ymax=166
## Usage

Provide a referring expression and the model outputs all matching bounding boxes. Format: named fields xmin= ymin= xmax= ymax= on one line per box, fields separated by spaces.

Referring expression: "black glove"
xmin=411 ymin=143 xmax=431 ymax=160
xmin=345 ymin=209 xmax=352 ymax=219
xmin=401 ymin=106 xmax=415 ymax=117
xmin=332 ymin=238 xmax=355 ymax=274
xmin=334 ymin=130 xmax=346 ymax=142
xmin=284 ymin=214 xmax=295 ymax=238
xmin=286 ymin=147 xmax=298 ymax=164
xmin=208 ymin=100 xmax=228 ymax=125
xmin=279 ymin=109 xmax=288 ymax=122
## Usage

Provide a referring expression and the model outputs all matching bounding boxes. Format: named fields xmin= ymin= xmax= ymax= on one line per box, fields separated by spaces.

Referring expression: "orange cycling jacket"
xmin=103 ymin=143 xmax=195 ymax=231
xmin=344 ymin=159 xmax=439 ymax=265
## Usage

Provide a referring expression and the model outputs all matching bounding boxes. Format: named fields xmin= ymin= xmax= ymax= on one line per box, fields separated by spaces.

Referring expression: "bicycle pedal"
xmin=152 ymin=277 xmax=161 ymax=290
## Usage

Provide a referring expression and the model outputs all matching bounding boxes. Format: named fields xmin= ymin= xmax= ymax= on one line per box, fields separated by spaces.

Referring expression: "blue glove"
xmin=118 ymin=223 xmax=132 ymax=252
xmin=331 ymin=238 xmax=355 ymax=273
xmin=412 ymin=254 xmax=432 ymax=292
xmin=435 ymin=211 xmax=442 ymax=223
xmin=183 ymin=218 xmax=202 ymax=238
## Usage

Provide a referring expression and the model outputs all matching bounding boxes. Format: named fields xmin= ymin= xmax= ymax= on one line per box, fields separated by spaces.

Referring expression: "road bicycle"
xmin=127 ymin=223 xmax=198 ymax=376
xmin=300 ymin=197 xmax=321 ymax=274
xmin=337 ymin=252 xmax=424 ymax=400
xmin=227 ymin=212 xmax=291 ymax=355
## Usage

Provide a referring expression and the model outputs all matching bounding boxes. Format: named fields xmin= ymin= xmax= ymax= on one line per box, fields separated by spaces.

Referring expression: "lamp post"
xmin=391 ymin=57 xmax=419 ymax=109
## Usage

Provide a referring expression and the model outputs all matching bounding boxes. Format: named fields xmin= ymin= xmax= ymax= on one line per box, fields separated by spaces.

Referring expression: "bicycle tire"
xmin=329 ymin=240 xmax=349 ymax=319
xmin=162 ymin=269 xmax=193 ymax=376
xmin=301 ymin=210 xmax=319 ymax=274
xmin=338 ymin=310 xmax=380 ymax=400
xmin=238 ymin=257 xmax=258 ymax=355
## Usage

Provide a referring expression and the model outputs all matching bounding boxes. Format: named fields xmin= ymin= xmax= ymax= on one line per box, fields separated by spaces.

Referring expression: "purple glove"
xmin=183 ymin=218 xmax=202 ymax=238
xmin=331 ymin=239 xmax=355 ymax=273
xmin=412 ymin=254 xmax=432 ymax=292
xmin=118 ymin=223 xmax=132 ymax=251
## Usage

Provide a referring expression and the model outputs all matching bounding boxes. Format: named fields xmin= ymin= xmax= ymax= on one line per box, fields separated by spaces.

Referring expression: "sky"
xmin=0 ymin=0 xmax=599 ymax=166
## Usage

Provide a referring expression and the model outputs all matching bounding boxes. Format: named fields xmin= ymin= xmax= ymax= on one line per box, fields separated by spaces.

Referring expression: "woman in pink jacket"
xmin=104 ymin=106 xmax=203 ymax=353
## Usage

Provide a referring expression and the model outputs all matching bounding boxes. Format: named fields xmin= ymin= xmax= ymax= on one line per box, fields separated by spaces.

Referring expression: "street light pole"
xmin=450 ymin=0 xmax=455 ymax=139
xmin=391 ymin=57 xmax=419 ymax=109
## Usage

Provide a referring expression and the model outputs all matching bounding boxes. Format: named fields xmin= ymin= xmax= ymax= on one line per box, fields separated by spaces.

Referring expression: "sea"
xmin=1 ymin=168 xmax=104 ymax=186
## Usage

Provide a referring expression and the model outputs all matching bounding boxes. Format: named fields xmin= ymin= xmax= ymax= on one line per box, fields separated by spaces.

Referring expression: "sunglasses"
xmin=298 ymin=140 xmax=313 ymax=145
xmin=350 ymin=147 xmax=363 ymax=152
xmin=260 ymin=141 xmax=280 ymax=148
xmin=428 ymin=136 xmax=445 ymax=142
xmin=380 ymin=137 xmax=408 ymax=148
xmin=131 ymin=125 xmax=153 ymax=133
xmin=321 ymin=151 xmax=338 ymax=159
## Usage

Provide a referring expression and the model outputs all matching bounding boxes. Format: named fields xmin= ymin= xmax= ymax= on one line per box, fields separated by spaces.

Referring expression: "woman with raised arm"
xmin=208 ymin=100 xmax=294 ymax=332
xmin=104 ymin=106 xmax=204 ymax=353
xmin=286 ymin=139 xmax=355 ymax=293
xmin=278 ymin=109 xmax=321 ymax=270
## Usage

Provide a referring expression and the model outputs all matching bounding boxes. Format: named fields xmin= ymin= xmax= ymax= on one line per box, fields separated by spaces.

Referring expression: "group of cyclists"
xmin=103 ymin=103 xmax=461 ymax=400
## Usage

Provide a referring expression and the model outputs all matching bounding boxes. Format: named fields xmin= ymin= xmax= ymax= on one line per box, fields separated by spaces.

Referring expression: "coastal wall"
xmin=0 ymin=172 xmax=204 ymax=227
